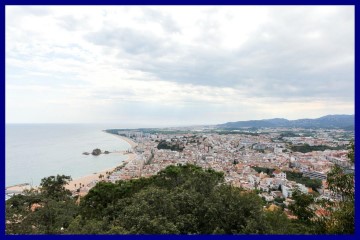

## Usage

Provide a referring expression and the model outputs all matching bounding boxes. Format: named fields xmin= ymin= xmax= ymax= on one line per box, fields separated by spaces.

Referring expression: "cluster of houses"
xmin=106 ymin=131 xmax=352 ymax=205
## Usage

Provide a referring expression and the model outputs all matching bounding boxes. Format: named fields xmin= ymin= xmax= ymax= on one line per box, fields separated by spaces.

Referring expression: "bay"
xmin=6 ymin=124 xmax=130 ymax=187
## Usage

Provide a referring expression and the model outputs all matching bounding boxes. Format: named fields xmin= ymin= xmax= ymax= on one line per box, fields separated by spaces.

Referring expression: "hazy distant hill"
xmin=217 ymin=114 xmax=354 ymax=129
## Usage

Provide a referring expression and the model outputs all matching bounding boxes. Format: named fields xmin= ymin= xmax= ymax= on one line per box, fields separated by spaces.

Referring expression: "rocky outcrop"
xmin=83 ymin=149 xmax=111 ymax=156
xmin=91 ymin=148 xmax=102 ymax=156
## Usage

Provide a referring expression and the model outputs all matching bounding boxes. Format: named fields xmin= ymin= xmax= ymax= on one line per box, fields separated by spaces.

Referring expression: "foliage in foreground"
xmin=7 ymin=165 xmax=312 ymax=234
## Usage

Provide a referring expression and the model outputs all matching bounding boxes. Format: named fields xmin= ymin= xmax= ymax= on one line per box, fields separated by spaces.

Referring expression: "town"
xmin=81 ymin=127 xmax=354 ymax=219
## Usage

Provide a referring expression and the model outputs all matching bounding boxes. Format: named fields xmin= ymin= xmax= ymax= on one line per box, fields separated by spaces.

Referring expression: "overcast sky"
xmin=6 ymin=6 xmax=354 ymax=127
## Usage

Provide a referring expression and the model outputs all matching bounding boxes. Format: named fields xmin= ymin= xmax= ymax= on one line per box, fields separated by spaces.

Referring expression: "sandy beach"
xmin=65 ymin=134 xmax=138 ymax=194
xmin=7 ymin=134 xmax=139 ymax=196
xmin=7 ymin=153 xmax=137 ymax=196
xmin=65 ymin=152 xmax=137 ymax=194
xmin=114 ymin=135 xmax=138 ymax=148
xmin=6 ymin=183 xmax=33 ymax=193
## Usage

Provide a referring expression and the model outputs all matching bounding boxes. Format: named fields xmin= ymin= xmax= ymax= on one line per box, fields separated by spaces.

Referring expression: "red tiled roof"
xmin=315 ymin=208 xmax=330 ymax=217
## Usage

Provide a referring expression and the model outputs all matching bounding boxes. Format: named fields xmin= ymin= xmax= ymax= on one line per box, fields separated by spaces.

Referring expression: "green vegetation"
xmin=145 ymin=151 xmax=155 ymax=165
xmin=289 ymin=140 xmax=354 ymax=234
xmin=285 ymin=171 xmax=322 ymax=191
xmin=6 ymin=175 xmax=78 ymax=234
xmin=317 ymin=141 xmax=354 ymax=233
xmin=7 ymin=165 xmax=312 ymax=234
xmin=279 ymin=132 xmax=300 ymax=138
xmin=274 ymin=197 xmax=285 ymax=203
xmin=290 ymin=144 xmax=346 ymax=153
xmin=216 ymin=131 xmax=260 ymax=136
xmin=252 ymin=166 xmax=275 ymax=175
xmin=113 ymin=162 xmax=127 ymax=172
xmin=288 ymin=189 xmax=315 ymax=223
xmin=157 ymin=140 xmax=185 ymax=152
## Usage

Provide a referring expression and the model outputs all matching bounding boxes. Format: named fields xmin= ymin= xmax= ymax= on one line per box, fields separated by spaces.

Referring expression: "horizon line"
xmin=5 ymin=113 xmax=355 ymax=127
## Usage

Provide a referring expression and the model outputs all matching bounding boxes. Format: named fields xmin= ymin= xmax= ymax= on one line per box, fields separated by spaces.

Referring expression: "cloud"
xmin=5 ymin=6 xmax=354 ymax=124
xmin=138 ymin=7 xmax=181 ymax=33
xmin=56 ymin=14 xmax=91 ymax=31
xmin=86 ymin=27 xmax=167 ymax=56
xmin=80 ymin=6 xmax=354 ymax=102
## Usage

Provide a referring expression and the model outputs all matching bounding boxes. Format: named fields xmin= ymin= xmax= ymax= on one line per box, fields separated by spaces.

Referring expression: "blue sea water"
xmin=6 ymin=124 xmax=130 ymax=187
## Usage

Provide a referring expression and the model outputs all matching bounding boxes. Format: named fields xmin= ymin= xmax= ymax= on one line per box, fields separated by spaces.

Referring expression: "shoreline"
xmin=6 ymin=183 xmax=32 ymax=193
xmin=6 ymin=133 xmax=139 ymax=195
xmin=6 ymin=153 xmax=137 ymax=195
xmin=65 ymin=152 xmax=137 ymax=194
xmin=111 ymin=134 xmax=138 ymax=149
xmin=65 ymin=133 xmax=139 ymax=194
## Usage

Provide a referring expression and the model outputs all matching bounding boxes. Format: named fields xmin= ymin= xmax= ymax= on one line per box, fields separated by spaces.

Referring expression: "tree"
xmin=6 ymin=175 xmax=77 ymax=234
xmin=313 ymin=140 xmax=354 ymax=234
xmin=347 ymin=140 xmax=354 ymax=164
xmin=72 ymin=164 xmax=273 ymax=234
xmin=288 ymin=189 xmax=315 ymax=224
xmin=24 ymin=198 xmax=78 ymax=234
xmin=40 ymin=175 xmax=72 ymax=200
xmin=326 ymin=140 xmax=354 ymax=202
xmin=203 ymin=185 xmax=268 ymax=234
xmin=326 ymin=165 xmax=354 ymax=201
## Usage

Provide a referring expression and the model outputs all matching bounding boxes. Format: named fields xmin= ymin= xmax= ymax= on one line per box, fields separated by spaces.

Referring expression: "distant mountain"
xmin=217 ymin=114 xmax=354 ymax=129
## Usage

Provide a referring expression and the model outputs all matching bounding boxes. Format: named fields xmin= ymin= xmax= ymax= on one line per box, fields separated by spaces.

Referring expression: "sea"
xmin=6 ymin=124 xmax=131 ymax=188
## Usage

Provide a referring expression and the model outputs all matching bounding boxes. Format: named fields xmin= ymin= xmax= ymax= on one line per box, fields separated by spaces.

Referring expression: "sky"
xmin=6 ymin=6 xmax=354 ymax=127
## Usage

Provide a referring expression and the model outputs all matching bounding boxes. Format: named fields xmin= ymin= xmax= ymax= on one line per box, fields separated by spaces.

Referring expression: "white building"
xmin=295 ymin=183 xmax=308 ymax=194
xmin=282 ymin=185 xmax=293 ymax=198
xmin=273 ymin=170 xmax=286 ymax=179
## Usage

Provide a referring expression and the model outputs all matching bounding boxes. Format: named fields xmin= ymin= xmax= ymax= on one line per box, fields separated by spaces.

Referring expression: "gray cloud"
xmin=56 ymin=15 xmax=90 ymax=31
xmin=84 ymin=7 xmax=353 ymax=102
xmin=9 ymin=6 xmax=51 ymax=16
xmin=6 ymin=6 xmax=354 ymax=124
xmin=6 ymin=6 xmax=52 ymax=27
xmin=86 ymin=27 xmax=168 ymax=56
xmin=138 ymin=7 xmax=181 ymax=33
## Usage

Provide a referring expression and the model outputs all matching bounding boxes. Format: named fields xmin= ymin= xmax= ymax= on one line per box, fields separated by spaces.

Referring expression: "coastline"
xmin=6 ymin=133 xmax=139 ymax=196
xmin=65 ymin=152 xmax=137 ymax=194
xmin=6 ymin=183 xmax=32 ymax=193
xmin=65 ymin=135 xmax=138 ymax=194
xmin=6 ymin=153 xmax=137 ymax=196
xmin=112 ymin=134 xmax=138 ymax=148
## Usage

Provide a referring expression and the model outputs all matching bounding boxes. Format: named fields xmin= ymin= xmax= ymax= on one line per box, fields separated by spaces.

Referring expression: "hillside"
xmin=217 ymin=114 xmax=354 ymax=129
